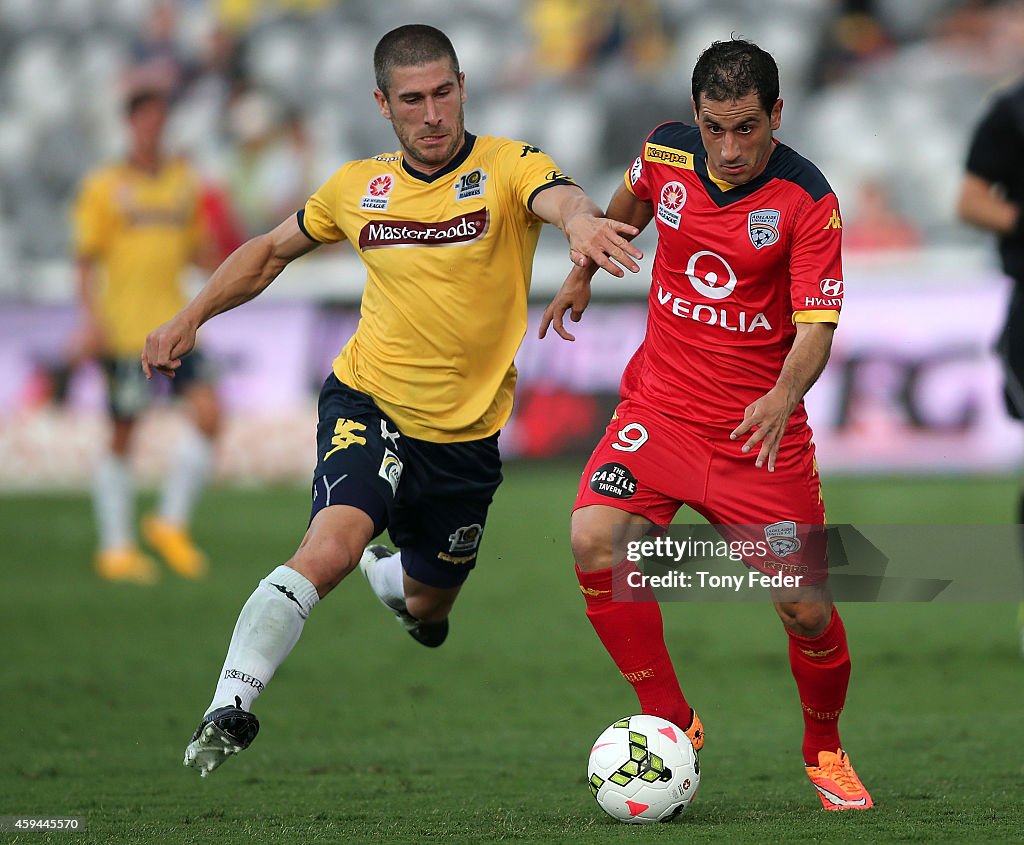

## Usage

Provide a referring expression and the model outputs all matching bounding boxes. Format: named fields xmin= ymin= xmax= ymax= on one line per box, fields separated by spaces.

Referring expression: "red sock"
xmin=576 ymin=563 xmax=691 ymax=729
xmin=787 ymin=608 xmax=851 ymax=765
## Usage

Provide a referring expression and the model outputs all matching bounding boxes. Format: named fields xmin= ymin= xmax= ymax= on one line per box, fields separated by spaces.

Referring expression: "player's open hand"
xmin=539 ymin=264 xmax=593 ymax=341
xmin=565 ymin=215 xmax=643 ymax=278
xmin=729 ymin=386 xmax=798 ymax=472
xmin=141 ymin=315 xmax=198 ymax=380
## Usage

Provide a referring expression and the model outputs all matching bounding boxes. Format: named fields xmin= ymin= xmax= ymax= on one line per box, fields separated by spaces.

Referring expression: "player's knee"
xmin=571 ymin=519 xmax=615 ymax=572
xmin=189 ymin=390 xmax=221 ymax=438
xmin=287 ymin=535 xmax=359 ymax=597
xmin=405 ymin=593 xmax=453 ymax=624
xmin=777 ymin=600 xmax=831 ymax=638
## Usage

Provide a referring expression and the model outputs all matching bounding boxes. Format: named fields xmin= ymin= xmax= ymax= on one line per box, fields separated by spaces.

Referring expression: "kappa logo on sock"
xmin=579 ymin=586 xmax=611 ymax=596
xmin=223 ymin=669 xmax=265 ymax=693
xmin=800 ymin=645 xmax=839 ymax=658
xmin=270 ymin=583 xmax=303 ymax=610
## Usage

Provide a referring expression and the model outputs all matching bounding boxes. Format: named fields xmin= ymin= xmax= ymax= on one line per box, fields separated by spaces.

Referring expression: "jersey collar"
xmin=695 ymin=138 xmax=779 ymax=207
xmin=401 ymin=132 xmax=476 ymax=183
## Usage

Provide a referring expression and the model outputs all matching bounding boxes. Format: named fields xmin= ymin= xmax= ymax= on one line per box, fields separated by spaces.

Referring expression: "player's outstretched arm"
xmin=142 ymin=215 xmax=319 ymax=379
xmin=730 ymin=321 xmax=836 ymax=472
xmin=539 ymin=262 xmax=596 ymax=341
xmin=530 ymin=184 xmax=643 ymax=277
xmin=539 ymin=183 xmax=653 ymax=341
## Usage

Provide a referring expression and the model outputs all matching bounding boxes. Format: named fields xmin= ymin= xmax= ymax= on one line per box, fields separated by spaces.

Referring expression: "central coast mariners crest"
xmin=748 ymin=208 xmax=780 ymax=249
xmin=764 ymin=520 xmax=801 ymax=557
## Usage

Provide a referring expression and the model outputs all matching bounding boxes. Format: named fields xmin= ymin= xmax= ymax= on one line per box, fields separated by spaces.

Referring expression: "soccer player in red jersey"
xmin=542 ymin=39 xmax=872 ymax=811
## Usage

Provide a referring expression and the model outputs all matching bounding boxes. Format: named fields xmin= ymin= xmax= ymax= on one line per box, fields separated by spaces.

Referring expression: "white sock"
xmin=158 ymin=428 xmax=214 ymax=525
xmin=206 ymin=565 xmax=320 ymax=714
xmin=365 ymin=551 xmax=406 ymax=612
xmin=93 ymin=452 xmax=134 ymax=550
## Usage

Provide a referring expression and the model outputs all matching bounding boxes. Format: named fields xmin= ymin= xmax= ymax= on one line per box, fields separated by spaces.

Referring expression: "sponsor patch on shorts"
xmin=589 ymin=463 xmax=637 ymax=499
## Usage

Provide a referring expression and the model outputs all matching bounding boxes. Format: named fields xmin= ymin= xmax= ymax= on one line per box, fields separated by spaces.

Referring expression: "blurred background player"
xmin=142 ymin=24 xmax=642 ymax=776
xmin=956 ymin=72 xmax=1024 ymax=653
xmin=72 ymin=88 xmax=221 ymax=585
xmin=542 ymin=38 xmax=871 ymax=811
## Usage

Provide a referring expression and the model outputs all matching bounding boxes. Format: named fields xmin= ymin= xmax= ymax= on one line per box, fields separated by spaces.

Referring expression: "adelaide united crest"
xmin=748 ymin=208 xmax=780 ymax=249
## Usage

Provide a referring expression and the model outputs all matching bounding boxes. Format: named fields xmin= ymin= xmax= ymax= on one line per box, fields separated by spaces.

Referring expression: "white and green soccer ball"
xmin=587 ymin=714 xmax=700 ymax=823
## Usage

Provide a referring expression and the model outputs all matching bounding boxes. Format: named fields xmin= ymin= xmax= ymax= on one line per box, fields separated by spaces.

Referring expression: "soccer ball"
xmin=587 ymin=714 xmax=699 ymax=823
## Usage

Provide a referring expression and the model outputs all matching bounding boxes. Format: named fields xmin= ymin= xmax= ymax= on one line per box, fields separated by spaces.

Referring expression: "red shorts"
xmin=574 ymin=398 xmax=827 ymax=582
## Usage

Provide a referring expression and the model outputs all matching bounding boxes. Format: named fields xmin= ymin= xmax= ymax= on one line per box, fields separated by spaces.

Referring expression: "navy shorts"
xmin=310 ymin=375 xmax=503 ymax=588
xmin=101 ymin=351 xmax=215 ymax=421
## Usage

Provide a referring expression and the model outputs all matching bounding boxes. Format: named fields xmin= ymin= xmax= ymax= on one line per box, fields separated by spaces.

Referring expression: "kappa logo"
xmin=324 ymin=418 xmax=367 ymax=459
xmin=823 ymin=208 xmax=843 ymax=230
xmin=380 ymin=419 xmax=400 ymax=446
xmin=520 ymin=144 xmax=542 ymax=156
xmin=748 ymin=208 xmax=781 ymax=249
xmin=580 ymin=586 xmax=611 ymax=596
xmin=656 ymin=181 xmax=687 ymax=229
xmin=360 ymin=174 xmax=393 ymax=210
xmin=764 ymin=520 xmax=801 ymax=557
xmin=643 ymin=143 xmax=694 ymax=169
xmin=545 ymin=169 xmax=572 ymax=182
xmin=454 ymin=168 xmax=486 ymax=200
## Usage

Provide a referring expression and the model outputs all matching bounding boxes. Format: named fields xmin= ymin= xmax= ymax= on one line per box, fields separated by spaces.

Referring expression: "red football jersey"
xmin=622 ymin=122 xmax=844 ymax=439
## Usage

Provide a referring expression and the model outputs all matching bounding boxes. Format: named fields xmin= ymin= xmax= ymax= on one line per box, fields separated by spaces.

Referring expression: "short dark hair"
xmin=691 ymin=39 xmax=779 ymax=115
xmin=125 ymin=88 xmax=168 ymax=117
xmin=373 ymin=24 xmax=460 ymax=97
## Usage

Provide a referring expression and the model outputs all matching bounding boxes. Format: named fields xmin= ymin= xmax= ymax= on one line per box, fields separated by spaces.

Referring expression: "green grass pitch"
xmin=2 ymin=465 xmax=1022 ymax=843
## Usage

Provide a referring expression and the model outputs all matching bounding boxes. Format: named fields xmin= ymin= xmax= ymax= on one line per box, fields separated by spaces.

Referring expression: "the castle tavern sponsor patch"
xmin=589 ymin=463 xmax=637 ymax=499
xmin=358 ymin=209 xmax=489 ymax=250
xmin=748 ymin=208 xmax=780 ymax=249
xmin=360 ymin=174 xmax=393 ymax=210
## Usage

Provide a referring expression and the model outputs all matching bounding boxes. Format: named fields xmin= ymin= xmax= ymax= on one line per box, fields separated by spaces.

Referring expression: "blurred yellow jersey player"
xmin=72 ymin=89 xmax=221 ymax=585
xmin=301 ymin=133 xmax=571 ymax=441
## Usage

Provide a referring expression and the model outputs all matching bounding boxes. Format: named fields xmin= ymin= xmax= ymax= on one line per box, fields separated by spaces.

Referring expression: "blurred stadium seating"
xmin=0 ymin=0 xmax=1021 ymax=298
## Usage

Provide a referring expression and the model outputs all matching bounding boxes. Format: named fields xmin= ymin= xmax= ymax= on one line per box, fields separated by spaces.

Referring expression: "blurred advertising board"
xmin=0 ymin=277 xmax=1020 ymax=488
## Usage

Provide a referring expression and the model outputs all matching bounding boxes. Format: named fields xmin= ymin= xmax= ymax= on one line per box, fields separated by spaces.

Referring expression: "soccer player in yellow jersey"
xmin=142 ymin=24 xmax=643 ymax=776
xmin=73 ymin=89 xmax=220 ymax=585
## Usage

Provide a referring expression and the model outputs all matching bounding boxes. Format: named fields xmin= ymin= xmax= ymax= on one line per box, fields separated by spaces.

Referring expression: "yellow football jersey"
xmin=301 ymin=132 xmax=576 ymax=442
xmin=72 ymin=158 xmax=203 ymax=355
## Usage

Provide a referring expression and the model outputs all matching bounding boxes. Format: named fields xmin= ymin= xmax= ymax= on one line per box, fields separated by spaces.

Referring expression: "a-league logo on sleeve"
xmin=629 ymin=156 xmax=643 ymax=186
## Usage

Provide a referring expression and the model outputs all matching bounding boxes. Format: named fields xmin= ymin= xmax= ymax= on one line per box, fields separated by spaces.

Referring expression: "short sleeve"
xmin=624 ymin=151 xmax=650 ymax=202
xmin=72 ymin=172 xmax=113 ymax=258
xmin=790 ymin=193 xmax=844 ymax=325
xmin=301 ymin=166 xmax=350 ymax=244
xmin=494 ymin=141 xmax=578 ymax=214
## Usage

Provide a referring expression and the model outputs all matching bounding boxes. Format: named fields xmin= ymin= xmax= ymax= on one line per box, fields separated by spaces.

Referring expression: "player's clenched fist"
xmin=141 ymin=317 xmax=197 ymax=380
